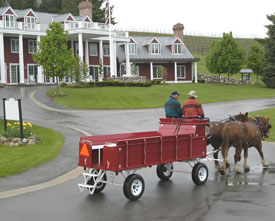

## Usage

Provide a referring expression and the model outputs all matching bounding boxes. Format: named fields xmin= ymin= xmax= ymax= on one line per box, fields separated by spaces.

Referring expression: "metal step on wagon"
xmin=78 ymin=118 xmax=209 ymax=201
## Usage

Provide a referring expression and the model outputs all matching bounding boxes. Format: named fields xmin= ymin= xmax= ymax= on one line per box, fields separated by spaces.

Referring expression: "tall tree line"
xmin=2 ymin=0 xmax=115 ymax=24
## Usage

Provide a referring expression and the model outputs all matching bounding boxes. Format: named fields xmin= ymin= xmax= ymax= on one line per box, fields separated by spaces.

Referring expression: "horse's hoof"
xmin=226 ymin=163 xmax=230 ymax=168
xmin=235 ymin=169 xmax=242 ymax=174
xmin=220 ymin=170 xmax=225 ymax=175
xmin=244 ymin=167 xmax=250 ymax=173
xmin=263 ymin=164 xmax=269 ymax=169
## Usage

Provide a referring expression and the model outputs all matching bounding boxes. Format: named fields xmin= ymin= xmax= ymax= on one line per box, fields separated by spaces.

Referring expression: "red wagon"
xmin=78 ymin=118 xmax=209 ymax=200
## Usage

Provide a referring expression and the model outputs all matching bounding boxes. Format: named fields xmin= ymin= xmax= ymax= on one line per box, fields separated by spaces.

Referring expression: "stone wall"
xmin=198 ymin=74 xmax=253 ymax=84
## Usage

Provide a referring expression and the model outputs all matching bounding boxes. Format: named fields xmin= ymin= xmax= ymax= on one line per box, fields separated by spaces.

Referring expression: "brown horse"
xmin=220 ymin=116 xmax=271 ymax=175
xmin=207 ymin=112 xmax=250 ymax=169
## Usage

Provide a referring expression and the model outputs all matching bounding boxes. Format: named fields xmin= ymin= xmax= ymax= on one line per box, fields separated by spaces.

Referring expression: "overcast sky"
xmin=111 ymin=0 xmax=275 ymax=38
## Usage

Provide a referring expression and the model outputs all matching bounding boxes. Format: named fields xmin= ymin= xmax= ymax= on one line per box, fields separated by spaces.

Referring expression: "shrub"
xmin=60 ymin=82 xmax=68 ymax=87
xmin=2 ymin=121 xmax=33 ymax=138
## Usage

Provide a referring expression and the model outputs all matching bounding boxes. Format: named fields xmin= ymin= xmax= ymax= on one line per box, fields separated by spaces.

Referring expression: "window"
xmin=90 ymin=43 xmax=98 ymax=56
xmin=103 ymin=66 xmax=110 ymax=77
xmin=151 ymin=43 xmax=160 ymax=55
xmin=129 ymin=43 xmax=136 ymax=55
xmin=65 ymin=21 xmax=74 ymax=29
xmin=89 ymin=66 xmax=99 ymax=81
xmin=177 ymin=65 xmax=186 ymax=78
xmin=84 ymin=22 xmax=91 ymax=29
xmin=103 ymin=44 xmax=110 ymax=56
xmin=153 ymin=66 xmax=162 ymax=79
xmin=10 ymin=64 xmax=20 ymax=83
xmin=173 ymin=44 xmax=182 ymax=54
xmin=5 ymin=14 xmax=14 ymax=28
xmin=26 ymin=16 xmax=35 ymax=29
xmin=131 ymin=63 xmax=139 ymax=76
xmin=11 ymin=39 xmax=19 ymax=53
xmin=75 ymin=42 xmax=79 ymax=55
xmin=28 ymin=64 xmax=38 ymax=83
xmin=29 ymin=40 xmax=37 ymax=53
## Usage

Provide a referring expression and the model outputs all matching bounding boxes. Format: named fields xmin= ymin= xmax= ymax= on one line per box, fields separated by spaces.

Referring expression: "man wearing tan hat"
xmin=182 ymin=90 xmax=205 ymax=118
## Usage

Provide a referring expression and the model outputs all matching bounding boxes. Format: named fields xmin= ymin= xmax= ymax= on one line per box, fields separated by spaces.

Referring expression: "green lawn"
xmin=250 ymin=108 xmax=275 ymax=142
xmin=47 ymin=83 xmax=275 ymax=109
xmin=0 ymin=120 xmax=64 ymax=177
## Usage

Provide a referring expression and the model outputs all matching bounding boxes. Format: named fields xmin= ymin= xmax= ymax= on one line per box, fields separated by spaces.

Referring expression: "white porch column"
xmin=194 ymin=62 xmax=198 ymax=83
xmin=85 ymin=39 xmax=89 ymax=65
xmin=150 ymin=62 xmax=153 ymax=80
xmin=37 ymin=36 xmax=43 ymax=83
xmin=99 ymin=40 xmax=103 ymax=63
xmin=19 ymin=34 xmax=24 ymax=83
xmin=174 ymin=62 xmax=177 ymax=83
xmin=78 ymin=33 xmax=83 ymax=61
xmin=125 ymin=42 xmax=131 ymax=76
xmin=0 ymin=33 xmax=6 ymax=83
xmin=113 ymin=40 xmax=117 ymax=77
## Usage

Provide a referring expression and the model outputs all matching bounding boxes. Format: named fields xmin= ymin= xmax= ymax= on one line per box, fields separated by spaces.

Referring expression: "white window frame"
xmin=90 ymin=43 xmax=98 ymax=56
xmin=9 ymin=63 xmax=20 ymax=84
xmin=153 ymin=65 xmax=162 ymax=79
xmin=177 ymin=65 xmax=186 ymax=79
xmin=28 ymin=40 xmax=37 ymax=54
xmin=103 ymin=44 xmax=110 ymax=56
xmin=129 ymin=43 xmax=136 ymax=55
xmin=27 ymin=64 xmax=38 ymax=83
xmin=89 ymin=65 xmax=99 ymax=81
xmin=103 ymin=66 xmax=111 ymax=77
xmin=5 ymin=14 xmax=15 ymax=28
xmin=150 ymin=43 xmax=160 ymax=55
xmin=26 ymin=16 xmax=35 ymax=29
xmin=11 ymin=39 xmax=19 ymax=53
xmin=173 ymin=43 xmax=183 ymax=54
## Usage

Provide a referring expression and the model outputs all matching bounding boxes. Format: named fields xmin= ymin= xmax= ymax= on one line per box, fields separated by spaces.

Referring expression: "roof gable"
xmin=143 ymin=37 xmax=161 ymax=46
xmin=2 ymin=7 xmax=17 ymax=17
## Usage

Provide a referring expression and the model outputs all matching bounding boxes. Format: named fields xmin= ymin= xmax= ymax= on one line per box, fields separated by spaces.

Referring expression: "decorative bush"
xmin=2 ymin=121 xmax=33 ymax=138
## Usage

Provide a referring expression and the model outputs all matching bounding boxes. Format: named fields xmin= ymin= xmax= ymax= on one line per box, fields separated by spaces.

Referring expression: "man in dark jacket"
xmin=164 ymin=91 xmax=183 ymax=118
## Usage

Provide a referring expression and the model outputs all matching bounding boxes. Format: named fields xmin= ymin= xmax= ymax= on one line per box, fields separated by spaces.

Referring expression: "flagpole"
xmin=108 ymin=0 xmax=114 ymax=77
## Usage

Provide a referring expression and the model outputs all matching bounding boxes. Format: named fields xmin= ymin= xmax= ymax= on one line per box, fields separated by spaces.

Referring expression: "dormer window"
xmin=26 ymin=16 xmax=35 ymax=29
xmin=84 ymin=21 xmax=91 ymax=28
xmin=173 ymin=43 xmax=182 ymax=54
xmin=129 ymin=43 xmax=136 ymax=55
xmin=5 ymin=14 xmax=15 ymax=28
xmin=151 ymin=43 xmax=160 ymax=55
xmin=65 ymin=20 xmax=74 ymax=29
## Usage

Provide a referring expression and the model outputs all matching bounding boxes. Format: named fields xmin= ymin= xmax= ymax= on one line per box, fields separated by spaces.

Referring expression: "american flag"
xmin=105 ymin=0 xmax=109 ymax=25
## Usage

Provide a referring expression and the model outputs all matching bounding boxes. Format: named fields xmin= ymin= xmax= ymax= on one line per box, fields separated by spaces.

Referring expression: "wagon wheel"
xmin=192 ymin=163 xmax=208 ymax=185
xmin=123 ymin=174 xmax=145 ymax=201
xmin=87 ymin=173 xmax=107 ymax=193
xmin=156 ymin=163 xmax=173 ymax=180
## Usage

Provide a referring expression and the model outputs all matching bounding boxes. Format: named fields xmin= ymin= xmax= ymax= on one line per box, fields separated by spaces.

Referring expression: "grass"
xmin=0 ymin=120 xmax=64 ymax=177
xmin=47 ymin=83 xmax=275 ymax=109
xmin=250 ymin=108 xmax=275 ymax=142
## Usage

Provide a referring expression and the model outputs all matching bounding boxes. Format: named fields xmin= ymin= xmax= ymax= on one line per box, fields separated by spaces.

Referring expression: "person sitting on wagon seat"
xmin=182 ymin=91 xmax=205 ymax=118
xmin=164 ymin=91 xmax=183 ymax=118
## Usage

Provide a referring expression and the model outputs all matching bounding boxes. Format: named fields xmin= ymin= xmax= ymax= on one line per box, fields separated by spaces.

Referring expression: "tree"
xmin=91 ymin=0 xmax=116 ymax=24
xmin=33 ymin=22 xmax=74 ymax=95
xmin=8 ymin=0 xmax=38 ymax=9
xmin=262 ymin=14 xmax=275 ymax=88
xmin=62 ymin=0 xmax=79 ymax=15
xmin=37 ymin=0 xmax=62 ymax=13
xmin=247 ymin=44 xmax=265 ymax=84
xmin=206 ymin=32 xmax=244 ymax=83
xmin=0 ymin=0 xmax=6 ymax=7
xmin=69 ymin=56 xmax=89 ymax=83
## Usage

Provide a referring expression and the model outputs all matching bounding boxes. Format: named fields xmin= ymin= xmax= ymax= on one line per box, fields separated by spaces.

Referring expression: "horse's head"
xmin=255 ymin=116 xmax=271 ymax=138
xmin=234 ymin=112 xmax=249 ymax=122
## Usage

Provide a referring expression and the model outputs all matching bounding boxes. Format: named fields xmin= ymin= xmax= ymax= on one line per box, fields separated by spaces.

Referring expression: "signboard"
xmin=5 ymin=98 xmax=20 ymax=121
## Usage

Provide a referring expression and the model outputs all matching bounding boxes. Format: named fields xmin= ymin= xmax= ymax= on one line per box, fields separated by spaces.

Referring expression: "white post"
xmin=19 ymin=34 xmax=24 ymax=83
xmin=113 ymin=40 xmax=117 ymax=77
xmin=125 ymin=42 xmax=131 ymax=76
xmin=194 ymin=62 xmax=198 ymax=83
xmin=150 ymin=62 xmax=153 ymax=80
xmin=85 ymin=39 xmax=89 ymax=65
xmin=37 ymin=36 xmax=43 ymax=83
xmin=0 ymin=33 xmax=6 ymax=83
xmin=174 ymin=62 xmax=177 ymax=83
xmin=78 ymin=33 xmax=83 ymax=61
xmin=99 ymin=40 xmax=103 ymax=63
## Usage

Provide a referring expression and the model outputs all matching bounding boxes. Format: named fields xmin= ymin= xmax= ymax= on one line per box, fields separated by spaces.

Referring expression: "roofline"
xmin=119 ymin=57 xmax=200 ymax=63
xmin=2 ymin=6 xmax=18 ymax=17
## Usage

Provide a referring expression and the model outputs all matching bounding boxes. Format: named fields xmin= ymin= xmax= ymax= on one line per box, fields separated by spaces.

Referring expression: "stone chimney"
xmin=173 ymin=23 xmax=184 ymax=42
xmin=78 ymin=0 xmax=93 ymax=20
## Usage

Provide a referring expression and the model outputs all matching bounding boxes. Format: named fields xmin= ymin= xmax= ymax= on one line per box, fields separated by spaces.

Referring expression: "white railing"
xmin=0 ymin=20 xmax=49 ymax=32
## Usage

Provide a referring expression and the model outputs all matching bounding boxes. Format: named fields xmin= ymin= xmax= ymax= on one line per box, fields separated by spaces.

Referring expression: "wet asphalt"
xmin=0 ymin=86 xmax=275 ymax=220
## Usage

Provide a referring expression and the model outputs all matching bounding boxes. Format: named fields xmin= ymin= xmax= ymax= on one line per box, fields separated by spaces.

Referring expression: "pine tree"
xmin=37 ymin=0 xmax=62 ymax=13
xmin=8 ymin=0 xmax=37 ymax=9
xmin=262 ymin=14 xmax=275 ymax=88
xmin=0 ymin=0 xmax=6 ymax=7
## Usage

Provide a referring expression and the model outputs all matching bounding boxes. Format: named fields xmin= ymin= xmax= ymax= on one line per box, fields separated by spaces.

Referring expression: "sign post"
xmin=2 ymin=98 xmax=24 ymax=139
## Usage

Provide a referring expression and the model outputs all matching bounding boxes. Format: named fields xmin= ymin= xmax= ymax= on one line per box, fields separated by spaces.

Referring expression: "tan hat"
xmin=187 ymin=90 xmax=198 ymax=98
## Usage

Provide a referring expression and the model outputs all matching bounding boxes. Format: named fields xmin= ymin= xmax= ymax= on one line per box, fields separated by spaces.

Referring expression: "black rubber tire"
xmin=87 ymin=173 xmax=107 ymax=193
xmin=156 ymin=163 xmax=173 ymax=180
xmin=192 ymin=163 xmax=208 ymax=185
xmin=123 ymin=174 xmax=145 ymax=201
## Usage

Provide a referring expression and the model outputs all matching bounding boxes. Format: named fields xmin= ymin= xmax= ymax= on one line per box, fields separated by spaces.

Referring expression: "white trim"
xmin=174 ymin=62 xmax=177 ymax=83
xmin=27 ymin=63 xmax=38 ymax=83
xmin=19 ymin=34 xmax=24 ymax=83
xmin=65 ymin=14 xmax=77 ymax=22
xmin=78 ymin=33 xmax=83 ymax=61
xmin=0 ymin=33 xmax=6 ymax=83
xmin=9 ymin=63 xmax=20 ymax=84
xmin=89 ymin=43 xmax=98 ymax=56
xmin=10 ymin=38 xmax=19 ymax=53
xmin=4 ymin=14 xmax=15 ymax=28
xmin=194 ymin=62 xmax=198 ymax=83
xmin=176 ymin=65 xmax=186 ymax=79
xmin=150 ymin=62 xmax=153 ymax=80
xmin=2 ymin=7 xmax=18 ymax=17
xmin=85 ymin=39 xmax=89 ymax=65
